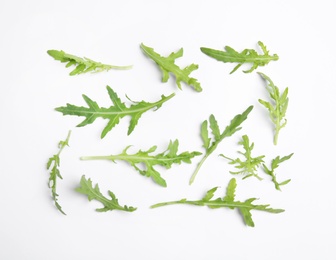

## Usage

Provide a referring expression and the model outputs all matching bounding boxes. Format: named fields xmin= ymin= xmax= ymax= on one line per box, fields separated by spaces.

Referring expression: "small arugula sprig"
xmin=46 ymin=130 xmax=71 ymax=215
xmin=189 ymin=106 xmax=253 ymax=185
xmin=151 ymin=178 xmax=284 ymax=227
xmin=81 ymin=140 xmax=202 ymax=187
xmin=258 ymin=72 xmax=289 ymax=145
xmin=200 ymin=41 xmax=279 ymax=74
xmin=262 ymin=153 xmax=294 ymax=191
xmin=76 ymin=175 xmax=137 ymax=212
xmin=55 ymin=86 xmax=175 ymax=138
xmin=47 ymin=50 xmax=132 ymax=76
xmin=220 ymin=135 xmax=265 ymax=180
xmin=140 ymin=43 xmax=202 ymax=92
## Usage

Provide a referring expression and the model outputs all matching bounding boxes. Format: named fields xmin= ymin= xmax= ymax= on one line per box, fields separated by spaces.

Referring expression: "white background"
xmin=1 ymin=0 xmax=335 ymax=259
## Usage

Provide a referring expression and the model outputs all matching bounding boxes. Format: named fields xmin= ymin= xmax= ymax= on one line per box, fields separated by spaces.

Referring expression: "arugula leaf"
xmin=140 ymin=43 xmax=202 ymax=92
xmin=76 ymin=175 xmax=136 ymax=212
xmin=55 ymin=86 xmax=175 ymax=138
xmin=151 ymin=178 xmax=284 ymax=227
xmin=200 ymin=41 xmax=279 ymax=74
xmin=262 ymin=153 xmax=294 ymax=191
xmin=258 ymin=72 xmax=289 ymax=145
xmin=46 ymin=130 xmax=71 ymax=215
xmin=81 ymin=140 xmax=202 ymax=187
xmin=189 ymin=106 xmax=253 ymax=185
xmin=47 ymin=50 xmax=132 ymax=76
xmin=200 ymin=120 xmax=211 ymax=150
xmin=220 ymin=135 xmax=265 ymax=180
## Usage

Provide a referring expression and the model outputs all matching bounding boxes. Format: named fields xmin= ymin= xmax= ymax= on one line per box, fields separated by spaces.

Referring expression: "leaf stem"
xmin=80 ymin=155 xmax=116 ymax=161
xmin=189 ymin=152 xmax=210 ymax=185
xmin=274 ymin=128 xmax=279 ymax=145
xmin=151 ymin=200 xmax=190 ymax=208
xmin=105 ymin=64 xmax=133 ymax=70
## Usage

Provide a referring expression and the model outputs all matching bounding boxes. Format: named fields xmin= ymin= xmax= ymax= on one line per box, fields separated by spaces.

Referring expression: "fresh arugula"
xmin=200 ymin=41 xmax=279 ymax=74
xmin=262 ymin=153 xmax=294 ymax=191
xmin=220 ymin=135 xmax=265 ymax=180
xmin=46 ymin=130 xmax=71 ymax=215
xmin=189 ymin=106 xmax=253 ymax=185
xmin=258 ymin=72 xmax=289 ymax=145
xmin=81 ymin=140 xmax=202 ymax=187
xmin=151 ymin=178 xmax=284 ymax=227
xmin=76 ymin=175 xmax=137 ymax=212
xmin=47 ymin=50 xmax=132 ymax=76
xmin=140 ymin=43 xmax=202 ymax=92
xmin=55 ymin=86 xmax=175 ymax=138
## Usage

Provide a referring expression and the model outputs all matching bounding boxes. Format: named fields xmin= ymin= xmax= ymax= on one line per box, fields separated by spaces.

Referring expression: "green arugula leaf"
xmin=76 ymin=175 xmax=136 ymax=212
xmin=209 ymin=114 xmax=221 ymax=141
xmin=200 ymin=120 xmax=211 ymax=150
xmin=223 ymin=178 xmax=237 ymax=209
xmin=202 ymin=187 xmax=219 ymax=202
xmin=262 ymin=153 xmax=294 ymax=191
xmin=189 ymin=106 xmax=253 ymax=185
xmin=47 ymin=50 xmax=132 ymax=76
xmin=140 ymin=43 xmax=202 ymax=92
xmin=80 ymin=140 xmax=202 ymax=187
xmin=220 ymin=135 xmax=265 ymax=180
xmin=258 ymin=72 xmax=289 ymax=145
xmin=151 ymin=178 xmax=284 ymax=227
xmin=55 ymin=86 xmax=175 ymax=138
xmin=200 ymin=41 xmax=279 ymax=74
xmin=46 ymin=130 xmax=71 ymax=215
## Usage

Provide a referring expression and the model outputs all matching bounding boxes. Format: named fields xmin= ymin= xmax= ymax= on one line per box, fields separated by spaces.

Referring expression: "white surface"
xmin=1 ymin=0 xmax=335 ymax=259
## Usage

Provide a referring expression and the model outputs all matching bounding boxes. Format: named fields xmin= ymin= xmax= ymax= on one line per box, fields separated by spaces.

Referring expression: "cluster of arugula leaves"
xmin=46 ymin=42 xmax=293 ymax=227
